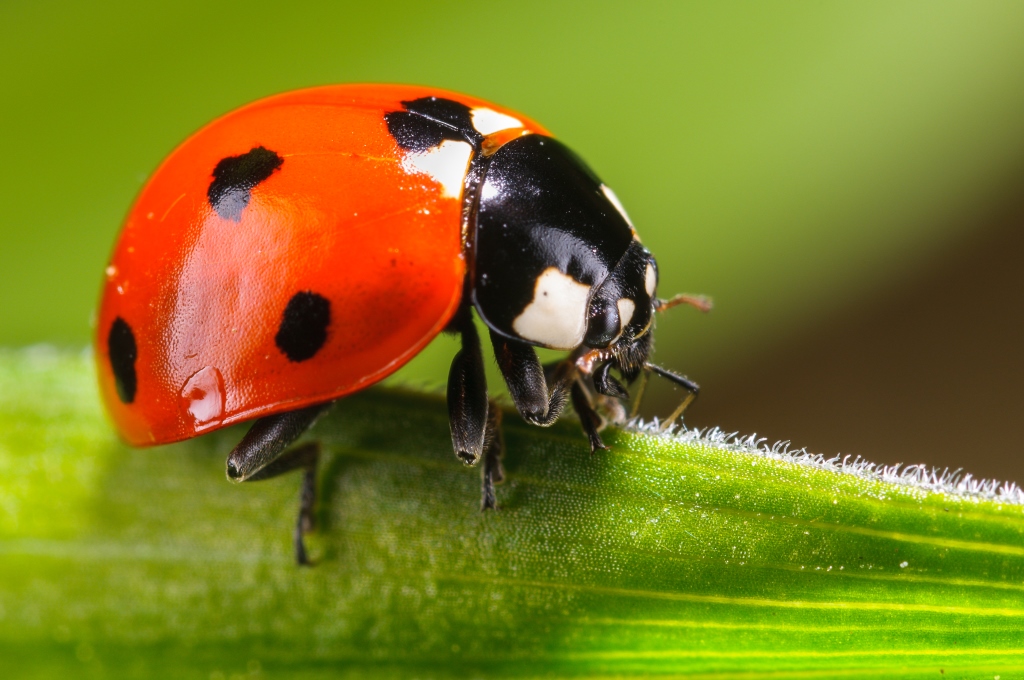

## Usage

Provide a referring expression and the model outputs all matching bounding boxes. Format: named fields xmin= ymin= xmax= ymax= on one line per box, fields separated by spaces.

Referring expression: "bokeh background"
xmin=3 ymin=1 xmax=1023 ymax=479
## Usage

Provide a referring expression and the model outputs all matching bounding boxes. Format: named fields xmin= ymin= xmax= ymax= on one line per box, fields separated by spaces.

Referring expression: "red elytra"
xmin=96 ymin=84 xmax=548 ymax=446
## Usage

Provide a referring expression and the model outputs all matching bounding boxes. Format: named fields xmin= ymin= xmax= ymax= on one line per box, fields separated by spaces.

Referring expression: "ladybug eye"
xmin=584 ymin=300 xmax=620 ymax=348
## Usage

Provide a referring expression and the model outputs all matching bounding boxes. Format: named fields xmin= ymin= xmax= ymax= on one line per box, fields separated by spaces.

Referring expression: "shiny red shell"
xmin=96 ymin=84 xmax=546 ymax=446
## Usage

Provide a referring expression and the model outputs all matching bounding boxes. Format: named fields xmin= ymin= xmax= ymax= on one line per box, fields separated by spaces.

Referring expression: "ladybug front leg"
xmin=225 ymin=401 xmax=332 ymax=565
xmin=569 ymin=378 xmax=609 ymax=453
xmin=489 ymin=331 xmax=570 ymax=427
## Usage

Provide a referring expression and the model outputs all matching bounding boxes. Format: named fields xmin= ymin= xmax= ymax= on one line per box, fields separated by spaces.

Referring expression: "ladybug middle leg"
xmin=447 ymin=307 xmax=507 ymax=510
xmin=447 ymin=306 xmax=489 ymax=466
xmin=225 ymin=401 xmax=332 ymax=565
xmin=480 ymin=404 xmax=505 ymax=511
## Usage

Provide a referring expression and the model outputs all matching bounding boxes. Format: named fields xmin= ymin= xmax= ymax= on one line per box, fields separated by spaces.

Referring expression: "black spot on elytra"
xmin=207 ymin=146 xmax=283 ymax=221
xmin=275 ymin=291 xmax=331 ymax=362
xmin=108 ymin=317 xmax=138 ymax=404
xmin=384 ymin=96 xmax=482 ymax=152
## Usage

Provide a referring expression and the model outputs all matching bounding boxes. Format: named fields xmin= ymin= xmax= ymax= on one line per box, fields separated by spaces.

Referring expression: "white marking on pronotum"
xmin=479 ymin=174 xmax=501 ymax=202
xmin=601 ymin=184 xmax=635 ymax=231
xmin=471 ymin=107 xmax=523 ymax=136
xmin=616 ymin=298 xmax=636 ymax=332
xmin=512 ymin=267 xmax=591 ymax=350
xmin=402 ymin=140 xmax=473 ymax=199
xmin=645 ymin=262 xmax=657 ymax=298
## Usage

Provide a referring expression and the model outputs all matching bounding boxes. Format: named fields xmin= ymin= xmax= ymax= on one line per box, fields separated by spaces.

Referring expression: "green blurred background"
xmin=3 ymin=1 xmax=1023 ymax=479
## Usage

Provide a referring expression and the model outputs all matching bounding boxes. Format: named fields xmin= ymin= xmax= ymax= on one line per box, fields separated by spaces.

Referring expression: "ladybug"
xmin=97 ymin=85 xmax=707 ymax=564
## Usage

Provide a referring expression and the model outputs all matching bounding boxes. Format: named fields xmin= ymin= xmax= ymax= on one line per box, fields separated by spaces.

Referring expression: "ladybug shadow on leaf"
xmin=306 ymin=388 xmax=615 ymax=561
xmin=91 ymin=386 xmax=619 ymax=568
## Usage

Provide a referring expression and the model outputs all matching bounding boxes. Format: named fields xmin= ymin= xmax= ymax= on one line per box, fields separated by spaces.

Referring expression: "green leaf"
xmin=3 ymin=348 xmax=1023 ymax=679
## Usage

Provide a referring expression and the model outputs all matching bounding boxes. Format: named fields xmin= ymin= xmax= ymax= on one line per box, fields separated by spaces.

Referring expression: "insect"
xmin=96 ymin=85 xmax=709 ymax=564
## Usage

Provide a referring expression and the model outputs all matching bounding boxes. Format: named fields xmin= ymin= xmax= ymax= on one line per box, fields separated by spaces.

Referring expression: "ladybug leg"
xmin=645 ymin=363 xmax=700 ymax=430
xmin=628 ymin=369 xmax=650 ymax=419
xmin=480 ymin=405 xmax=505 ymax=511
xmin=226 ymin=401 xmax=332 ymax=565
xmin=570 ymin=378 xmax=609 ymax=453
xmin=245 ymin=443 xmax=319 ymax=565
xmin=593 ymin=360 xmax=629 ymax=400
xmin=226 ymin=401 xmax=330 ymax=480
xmin=489 ymin=331 xmax=570 ymax=427
xmin=447 ymin=309 xmax=489 ymax=465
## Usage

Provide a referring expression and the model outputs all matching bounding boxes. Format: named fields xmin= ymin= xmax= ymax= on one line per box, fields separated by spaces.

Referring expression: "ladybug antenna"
xmin=654 ymin=293 xmax=713 ymax=314
xmin=643 ymin=362 xmax=700 ymax=430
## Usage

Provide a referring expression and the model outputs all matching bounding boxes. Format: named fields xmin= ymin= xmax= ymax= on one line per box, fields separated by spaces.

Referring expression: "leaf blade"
xmin=2 ymin=349 xmax=1023 ymax=678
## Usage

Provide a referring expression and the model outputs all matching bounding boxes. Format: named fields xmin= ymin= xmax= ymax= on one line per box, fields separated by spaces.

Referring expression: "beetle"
xmin=96 ymin=85 xmax=708 ymax=564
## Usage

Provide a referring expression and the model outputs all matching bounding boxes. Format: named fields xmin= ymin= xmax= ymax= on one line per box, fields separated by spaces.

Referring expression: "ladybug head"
xmin=582 ymin=241 xmax=658 ymax=373
xmin=472 ymin=132 xmax=668 ymax=380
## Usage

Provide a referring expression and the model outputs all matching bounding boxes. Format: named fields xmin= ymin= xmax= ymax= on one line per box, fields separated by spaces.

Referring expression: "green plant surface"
xmin=2 ymin=348 xmax=1024 ymax=679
